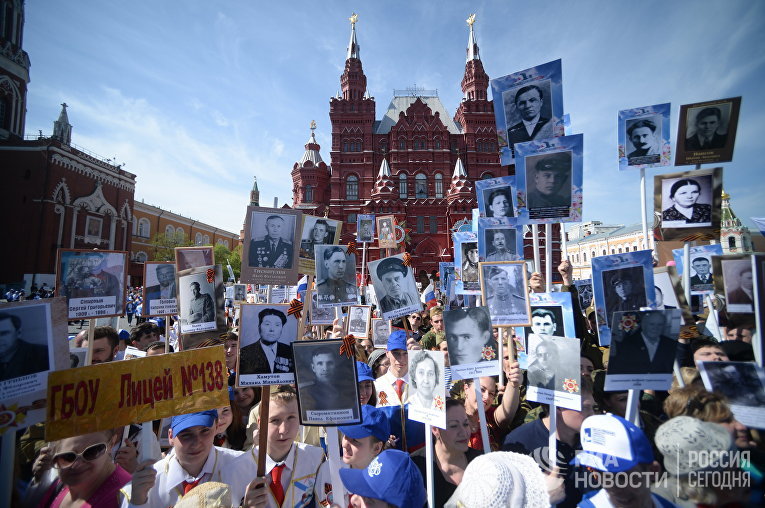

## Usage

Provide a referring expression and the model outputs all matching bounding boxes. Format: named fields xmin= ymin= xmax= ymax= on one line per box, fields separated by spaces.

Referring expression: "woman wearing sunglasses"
xmin=38 ymin=429 xmax=131 ymax=508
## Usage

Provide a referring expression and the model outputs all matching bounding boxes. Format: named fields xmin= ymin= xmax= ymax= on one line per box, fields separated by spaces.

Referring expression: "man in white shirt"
xmin=122 ymin=409 xmax=242 ymax=507
xmin=221 ymin=385 xmax=325 ymax=507
xmin=374 ymin=330 xmax=410 ymax=407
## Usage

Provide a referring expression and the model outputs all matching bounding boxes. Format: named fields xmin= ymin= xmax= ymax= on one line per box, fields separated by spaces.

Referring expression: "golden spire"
xmin=466 ymin=13 xmax=476 ymax=26
xmin=310 ymin=120 xmax=317 ymax=132
xmin=349 ymin=13 xmax=358 ymax=26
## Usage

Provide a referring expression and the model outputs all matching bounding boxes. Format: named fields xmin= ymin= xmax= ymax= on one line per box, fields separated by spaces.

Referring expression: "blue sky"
xmin=22 ymin=1 xmax=765 ymax=235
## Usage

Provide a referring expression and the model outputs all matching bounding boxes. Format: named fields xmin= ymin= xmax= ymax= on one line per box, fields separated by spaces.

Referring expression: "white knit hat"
xmin=445 ymin=451 xmax=550 ymax=508
xmin=654 ymin=416 xmax=733 ymax=476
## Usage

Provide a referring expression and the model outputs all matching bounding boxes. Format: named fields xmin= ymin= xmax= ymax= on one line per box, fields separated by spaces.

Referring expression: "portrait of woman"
xmin=409 ymin=350 xmax=441 ymax=410
xmin=661 ymin=178 xmax=711 ymax=225
xmin=485 ymin=188 xmax=513 ymax=218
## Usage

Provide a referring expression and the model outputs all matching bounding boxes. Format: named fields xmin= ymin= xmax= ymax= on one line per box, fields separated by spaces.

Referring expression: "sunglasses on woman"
xmin=52 ymin=442 xmax=108 ymax=469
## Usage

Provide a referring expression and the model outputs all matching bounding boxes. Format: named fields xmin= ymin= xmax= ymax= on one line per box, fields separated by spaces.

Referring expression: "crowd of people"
xmin=4 ymin=257 xmax=763 ymax=507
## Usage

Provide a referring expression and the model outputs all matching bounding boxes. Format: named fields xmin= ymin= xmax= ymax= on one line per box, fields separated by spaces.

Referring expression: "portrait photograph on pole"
xmin=298 ymin=214 xmax=342 ymax=275
xmin=444 ymin=306 xmax=499 ymax=380
xmin=713 ymin=254 xmax=755 ymax=315
xmin=452 ymin=231 xmax=481 ymax=295
xmin=605 ymin=309 xmax=681 ymax=391
xmin=0 ymin=298 xmax=69 ymax=434
xmin=672 ymin=244 xmax=723 ymax=295
xmin=143 ymin=262 xmax=178 ymax=317
xmin=654 ymin=167 xmax=723 ymax=241
xmin=308 ymin=292 xmax=334 ymax=325
xmin=698 ymin=361 xmax=765 ymax=429
xmin=356 ymin=214 xmax=376 ymax=243
xmin=490 ymin=58 xmax=565 ymax=165
xmin=237 ymin=303 xmax=298 ymax=386
xmin=177 ymin=265 xmax=224 ymax=335
xmin=407 ymin=349 xmax=446 ymax=429
xmin=346 ymin=305 xmax=371 ymax=339
xmin=478 ymin=261 xmax=530 ymax=326
xmin=371 ymin=318 xmax=391 ymax=349
xmin=376 ymin=215 xmax=397 ymax=248
xmin=314 ymin=245 xmax=358 ymax=307
xmin=241 ymin=206 xmax=302 ymax=285
xmin=525 ymin=335 xmax=581 ymax=410
xmin=175 ymin=246 xmax=214 ymax=271
xmin=591 ymin=250 xmax=656 ymax=346
xmin=515 ymin=133 xmax=584 ymax=224
xmin=675 ymin=96 xmax=741 ymax=166
xmin=293 ymin=339 xmax=361 ymax=426
xmin=477 ymin=220 xmax=522 ymax=263
xmin=367 ymin=254 xmax=421 ymax=321
xmin=475 ymin=176 xmax=516 ymax=219
xmin=617 ymin=103 xmax=671 ymax=170
xmin=56 ymin=249 xmax=128 ymax=319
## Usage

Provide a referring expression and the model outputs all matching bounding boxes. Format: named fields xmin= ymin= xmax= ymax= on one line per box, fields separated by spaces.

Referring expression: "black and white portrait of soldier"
xmin=295 ymin=342 xmax=359 ymax=424
xmin=187 ymin=281 xmax=214 ymax=324
xmin=626 ymin=118 xmax=661 ymax=165
xmin=481 ymin=265 xmax=528 ymax=324
xmin=485 ymin=229 xmax=517 ymax=262
xmin=461 ymin=243 xmax=479 ymax=283
xmin=444 ymin=306 xmax=495 ymax=367
xmin=526 ymin=336 xmax=579 ymax=395
xmin=239 ymin=306 xmax=295 ymax=376
xmin=348 ymin=306 xmax=370 ymax=338
xmin=300 ymin=218 xmax=337 ymax=260
xmin=371 ymin=256 xmax=419 ymax=317
xmin=526 ymin=307 xmax=564 ymax=339
xmin=315 ymin=245 xmax=357 ymax=307
xmin=685 ymin=106 xmax=728 ymax=151
xmin=61 ymin=251 xmax=124 ymax=310
xmin=603 ymin=268 xmax=647 ymax=327
xmin=0 ymin=310 xmax=50 ymax=381
xmin=526 ymin=151 xmax=572 ymax=218
xmin=249 ymin=214 xmax=295 ymax=269
xmin=505 ymin=83 xmax=554 ymax=157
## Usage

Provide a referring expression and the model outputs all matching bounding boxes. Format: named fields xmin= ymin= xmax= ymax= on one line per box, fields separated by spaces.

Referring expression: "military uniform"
xmin=249 ymin=238 xmax=293 ymax=268
xmin=486 ymin=250 xmax=516 ymax=262
xmin=462 ymin=262 xmax=479 ymax=283
xmin=487 ymin=293 xmax=525 ymax=317
xmin=316 ymin=277 xmax=357 ymax=305
xmin=379 ymin=292 xmax=417 ymax=314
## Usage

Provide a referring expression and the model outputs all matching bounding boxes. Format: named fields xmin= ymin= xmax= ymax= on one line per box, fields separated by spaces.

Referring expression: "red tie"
xmin=270 ymin=464 xmax=286 ymax=506
xmin=394 ymin=379 xmax=405 ymax=401
xmin=182 ymin=479 xmax=200 ymax=495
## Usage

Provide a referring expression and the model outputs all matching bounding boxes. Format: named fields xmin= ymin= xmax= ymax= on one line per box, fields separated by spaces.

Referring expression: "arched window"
xmin=224 ymin=240 xmax=229 ymax=248
xmin=728 ymin=236 xmax=737 ymax=250
xmin=434 ymin=137 xmax=441 ymax=149
xmin=346 ymin=175 xmax=359 ymax=200
xmin=135 ymin=252 xmax=148 ymax=263
xmin=343 ymin=140 xmax=348 ymax=152
xmin=415 ymin=173 xmax=427 ymax=198
xmin=434 ymin=173 xmax=443 ymax=198
xmin=481 ymin=173 xmax=494 ymax=180
xmin=175 ymin=228 xmax=184 ymax=239
xmin=305 ymin=185 xmax=314 ymax=202
xmin=399 ymin=173 xmax=408 ymax=199
xmin=195 ymin=232 xmax=203 ymax=245
xmin=165 ymin=225 xmax=175 ymax=236
xmin=138 ymin=218 xmax=150 ymax=238
xmin=203 ymin=235 xmax=210 ymax=244
xmin=398 ymin=138 xmax=406 ymax=150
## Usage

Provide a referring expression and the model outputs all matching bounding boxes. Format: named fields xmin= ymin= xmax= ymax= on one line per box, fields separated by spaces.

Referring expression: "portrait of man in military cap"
xmin=603 ymin=267 xmax=647 ymax=327
xmin=479 ymin=261 xmax=530 ymax=326
xmin=369 ymin=255 xmax=421 ymax=320
xmin=525 ymin=151 xmax=572 ymax=219
xmin=315 ymin=245 xmax=358 ymax=307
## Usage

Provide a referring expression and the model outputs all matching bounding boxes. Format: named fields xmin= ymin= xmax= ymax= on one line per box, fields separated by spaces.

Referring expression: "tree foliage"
xmin=149 ymin=231 xmax=194 ymax=261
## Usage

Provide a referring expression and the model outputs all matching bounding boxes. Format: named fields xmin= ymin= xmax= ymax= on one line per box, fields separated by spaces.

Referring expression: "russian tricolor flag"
xmin=421 ymin=282 xmax=437 ymax=309
xmin=296 ymin=275 xmax=308 ymax=301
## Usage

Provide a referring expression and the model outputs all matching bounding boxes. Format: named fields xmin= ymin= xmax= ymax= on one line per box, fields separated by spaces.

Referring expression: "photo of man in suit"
xmin=526 ymin=151 xmax=572 ymax=216
xmin=145 ymin=264 xmax=176 ymax=302
xmin=726 ymin=265 xmax=753 ymax=311
xmin=0 ymin=311 xmax=50 ymax=381
xmin=506 ymin=84 xmax=554 ymax=156
xmin=187 ymin=281 xmax=214 ymax=324
xmin=297 ymin=345 xmax=358 ymax=421
xmin=608 ymin=311 xmax=677 ymax=375
xmin=626 ymin=118 xmax=660 ymax=164
xmin=604 ymin=270 xmax=646 ymax=326
xmin=239 ymin=307 xmax=294 ymax=375
xmin=526 ymin=339 xmax=560 ymax=391
xmin=690 ymin=257 xmax=714 ymax=292
xmin=348 ymin=307 xmax=368 ymax=336
xmin=248 ymin=215 xmax=294 ymax=269
xmin=685 ymin=107 xmax=727 ymax=151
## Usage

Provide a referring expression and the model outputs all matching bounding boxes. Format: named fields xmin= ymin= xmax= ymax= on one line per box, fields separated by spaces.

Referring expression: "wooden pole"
xmin=548 ymin=402 xmax=558 ymax=469
xmin=544 ymin=223 xmax=553 ymax=292
xmin=625 ymin=389 xmax=640 ymax=425
xmin=164 ymin=315 xmax=171 ymax=353
xmin=425 ymin=424 xmax=434 ymax=508
xmin=360 ymin=242 xmax=367 ymax=303
xmin=532 ymin=225 xmax=541 ymax=274
xmin=640 ymin=168 xmax=650 ymax=249
xmin=256 ymin=385 xmax=271 ymax=477
xmin=325 ymin=429 xmax=347 ymax=504
xmin=84 ymin=319 xmax=95 ymax=366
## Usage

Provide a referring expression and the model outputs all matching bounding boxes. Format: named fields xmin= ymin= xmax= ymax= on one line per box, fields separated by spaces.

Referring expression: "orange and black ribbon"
xmin=206 ymin=268 xmax=215 ymax=283
xmin=340 ymin=335 xmax=356 ymax=358
xmin=346 ymin=241 xmax=358 ymax=256
xmin=402 ymin=252 xmax=413 ymax=267
xmin=288 ymin=299 xmax=303 ymax=319
xmin=679 ymin=325 xmax=700 ymax=340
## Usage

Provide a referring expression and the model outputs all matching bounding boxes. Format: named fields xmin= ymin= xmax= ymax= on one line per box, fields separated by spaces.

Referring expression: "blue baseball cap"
xmin=340 ymin=449 xmax=425 ymax=508
xmin=356 ymin=361 xmax=375 ymax=383
xmin=170 ymin=409 xmax=218 ymax=435
xmin=339 ymin=405 xmax=390 ymax=443
xmin=571 ymin=414 xmax=654 ymax=473
xmin=386 ymin=330 xmax=407 ymax=351
xmin=118 ymin=329 xmax=130 ymax=341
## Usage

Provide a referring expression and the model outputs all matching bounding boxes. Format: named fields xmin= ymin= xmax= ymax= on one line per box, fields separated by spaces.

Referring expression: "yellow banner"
xmin=45 ymin=346 xmax=228 ymax=441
